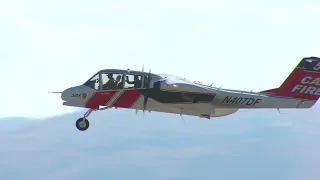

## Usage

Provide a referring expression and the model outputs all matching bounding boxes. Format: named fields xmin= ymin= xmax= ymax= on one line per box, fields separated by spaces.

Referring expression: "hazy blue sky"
xmin=1 ymin=1 xmax=320 ymax=178
xmin=1 ymin=0 xmax=320 ymax=118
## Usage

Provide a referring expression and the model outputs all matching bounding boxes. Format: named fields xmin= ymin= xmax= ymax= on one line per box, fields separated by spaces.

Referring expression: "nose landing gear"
xmin=76 ymin=117 xmax=90 ymax=131
xmin=75 ymin=109 xmax=93 ymax=131
xmin=75 ymin=107 xmax=109 ymax=131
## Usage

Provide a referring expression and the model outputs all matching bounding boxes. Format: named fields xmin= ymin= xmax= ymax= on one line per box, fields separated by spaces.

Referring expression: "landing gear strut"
xmin=75 ymin=109 xmax=94 ymax=131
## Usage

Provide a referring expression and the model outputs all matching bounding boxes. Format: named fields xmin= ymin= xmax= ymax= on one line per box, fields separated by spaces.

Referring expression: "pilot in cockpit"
xmin=115 ymin=75 xmax=124 ymax=88
xmin=103 ymin=74 xmax=117 ymax=89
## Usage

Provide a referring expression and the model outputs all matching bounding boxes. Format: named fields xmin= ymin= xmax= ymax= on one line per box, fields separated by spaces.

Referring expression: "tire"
xmin=76 ymin=118 xmax=90 ymax=131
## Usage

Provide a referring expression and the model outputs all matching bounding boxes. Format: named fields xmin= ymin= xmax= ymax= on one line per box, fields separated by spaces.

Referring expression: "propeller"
xmin=143 ymin=68 xmax=152 ymax=114
xmin=135 ymin=65 xmax=146 ymax=115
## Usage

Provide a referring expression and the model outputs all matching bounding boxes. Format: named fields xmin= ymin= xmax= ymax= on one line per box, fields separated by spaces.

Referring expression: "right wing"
xmin=156 ymin=75 xmax=218 ymax=94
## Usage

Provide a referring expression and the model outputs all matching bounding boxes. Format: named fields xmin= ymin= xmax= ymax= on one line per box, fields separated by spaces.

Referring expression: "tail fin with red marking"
xmin=262 ymin=57 xmax=320 ymax=103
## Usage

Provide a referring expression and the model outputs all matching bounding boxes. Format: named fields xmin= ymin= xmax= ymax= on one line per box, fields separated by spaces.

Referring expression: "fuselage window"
xmin=124 ymin=74 xmax=142 ymax=89
xmin=142 ymin=75 xmax=151 ymax=88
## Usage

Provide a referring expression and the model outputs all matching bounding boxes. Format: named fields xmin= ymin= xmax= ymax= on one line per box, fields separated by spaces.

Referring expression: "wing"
xmin=157 ymin=75 xmax=218 ymax=94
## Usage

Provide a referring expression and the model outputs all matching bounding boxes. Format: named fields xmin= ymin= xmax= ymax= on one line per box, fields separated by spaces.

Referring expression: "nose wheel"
xmin=76 ymin=117 xmax=90 ymax=131
xmin=75 ymin=108 xmax=93 ymax=131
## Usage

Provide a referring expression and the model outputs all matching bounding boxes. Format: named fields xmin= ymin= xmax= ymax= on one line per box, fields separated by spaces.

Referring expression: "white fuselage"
xmin=61 ymin=74 xmax=316 ymax=119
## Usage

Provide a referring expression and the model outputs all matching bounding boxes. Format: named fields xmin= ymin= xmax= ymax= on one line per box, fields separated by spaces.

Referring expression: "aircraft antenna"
xmin=277 ymin=108 xmax=287 ymax=114
xmin=180 ymin=108 xmax=187 ymax=124
xmin=213 ymin=86 xmax=222 ymax=94
xmin=180 ymin=115 xmax=186 ymax=124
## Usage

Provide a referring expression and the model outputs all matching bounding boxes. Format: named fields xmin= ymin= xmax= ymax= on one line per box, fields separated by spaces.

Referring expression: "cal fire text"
xmin=291 ymin=76 xmax=320 ymax=95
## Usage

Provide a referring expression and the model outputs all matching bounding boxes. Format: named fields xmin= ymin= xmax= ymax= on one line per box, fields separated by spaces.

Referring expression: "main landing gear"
xmin=75 ymin=107 xmax=108 ymax=131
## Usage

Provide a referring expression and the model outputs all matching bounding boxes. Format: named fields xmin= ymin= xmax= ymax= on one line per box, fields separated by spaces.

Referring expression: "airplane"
xmin=53 ymin=56 xmax=320 ymax=131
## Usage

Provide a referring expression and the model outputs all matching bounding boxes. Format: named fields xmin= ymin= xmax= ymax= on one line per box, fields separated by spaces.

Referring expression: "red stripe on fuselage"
xmin=85 ymin=90 xmax=117 ymax=109
xmin=112 ymin=89 xmax=141 ymax=108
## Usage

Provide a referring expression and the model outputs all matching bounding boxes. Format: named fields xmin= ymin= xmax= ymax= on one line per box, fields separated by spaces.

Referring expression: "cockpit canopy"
xmin=83 ymin=69 xmax=160 ymax=90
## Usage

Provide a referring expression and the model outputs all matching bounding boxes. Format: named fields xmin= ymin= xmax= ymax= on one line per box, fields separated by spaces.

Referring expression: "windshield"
xmin=83 ymin=70 xmax=160 ymax=90
xmin=83 ymin=72 xmax=100 ymax=90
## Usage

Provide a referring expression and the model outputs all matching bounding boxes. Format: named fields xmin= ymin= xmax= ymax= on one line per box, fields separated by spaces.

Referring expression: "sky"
xmin=1 ymin=0 xmax=320 ymax=118
xmin=1 ymin=1 xmax=320 ymax=179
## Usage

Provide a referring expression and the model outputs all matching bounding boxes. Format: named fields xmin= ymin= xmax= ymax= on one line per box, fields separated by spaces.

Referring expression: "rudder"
xmin=262 ymin=56 xmax=320 ymax=102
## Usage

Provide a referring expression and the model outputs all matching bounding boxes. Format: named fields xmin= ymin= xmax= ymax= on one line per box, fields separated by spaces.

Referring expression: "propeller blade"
xmin=147 ymin=68 xmax=152 ymax=88
xmin=143 ymin=96 xmax=148 ymax=112
xmin=48 ymin=92 xmax=62 ymax=93
xmin=142 ymin=68 xmax=152 ymax=112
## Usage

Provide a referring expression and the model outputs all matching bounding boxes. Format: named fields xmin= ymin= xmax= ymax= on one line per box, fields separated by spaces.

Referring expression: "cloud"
xmin=0 ymin=106 xmax=320 ymax=179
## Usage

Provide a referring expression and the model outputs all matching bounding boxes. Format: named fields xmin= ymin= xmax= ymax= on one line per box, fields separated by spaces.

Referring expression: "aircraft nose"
xmin=61 ymin=88 xmax=72 ymax=101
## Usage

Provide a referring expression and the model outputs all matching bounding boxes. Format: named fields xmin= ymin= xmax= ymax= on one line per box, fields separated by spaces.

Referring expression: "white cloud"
xmin=0 ymin=106 xmax=320 ymax=179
